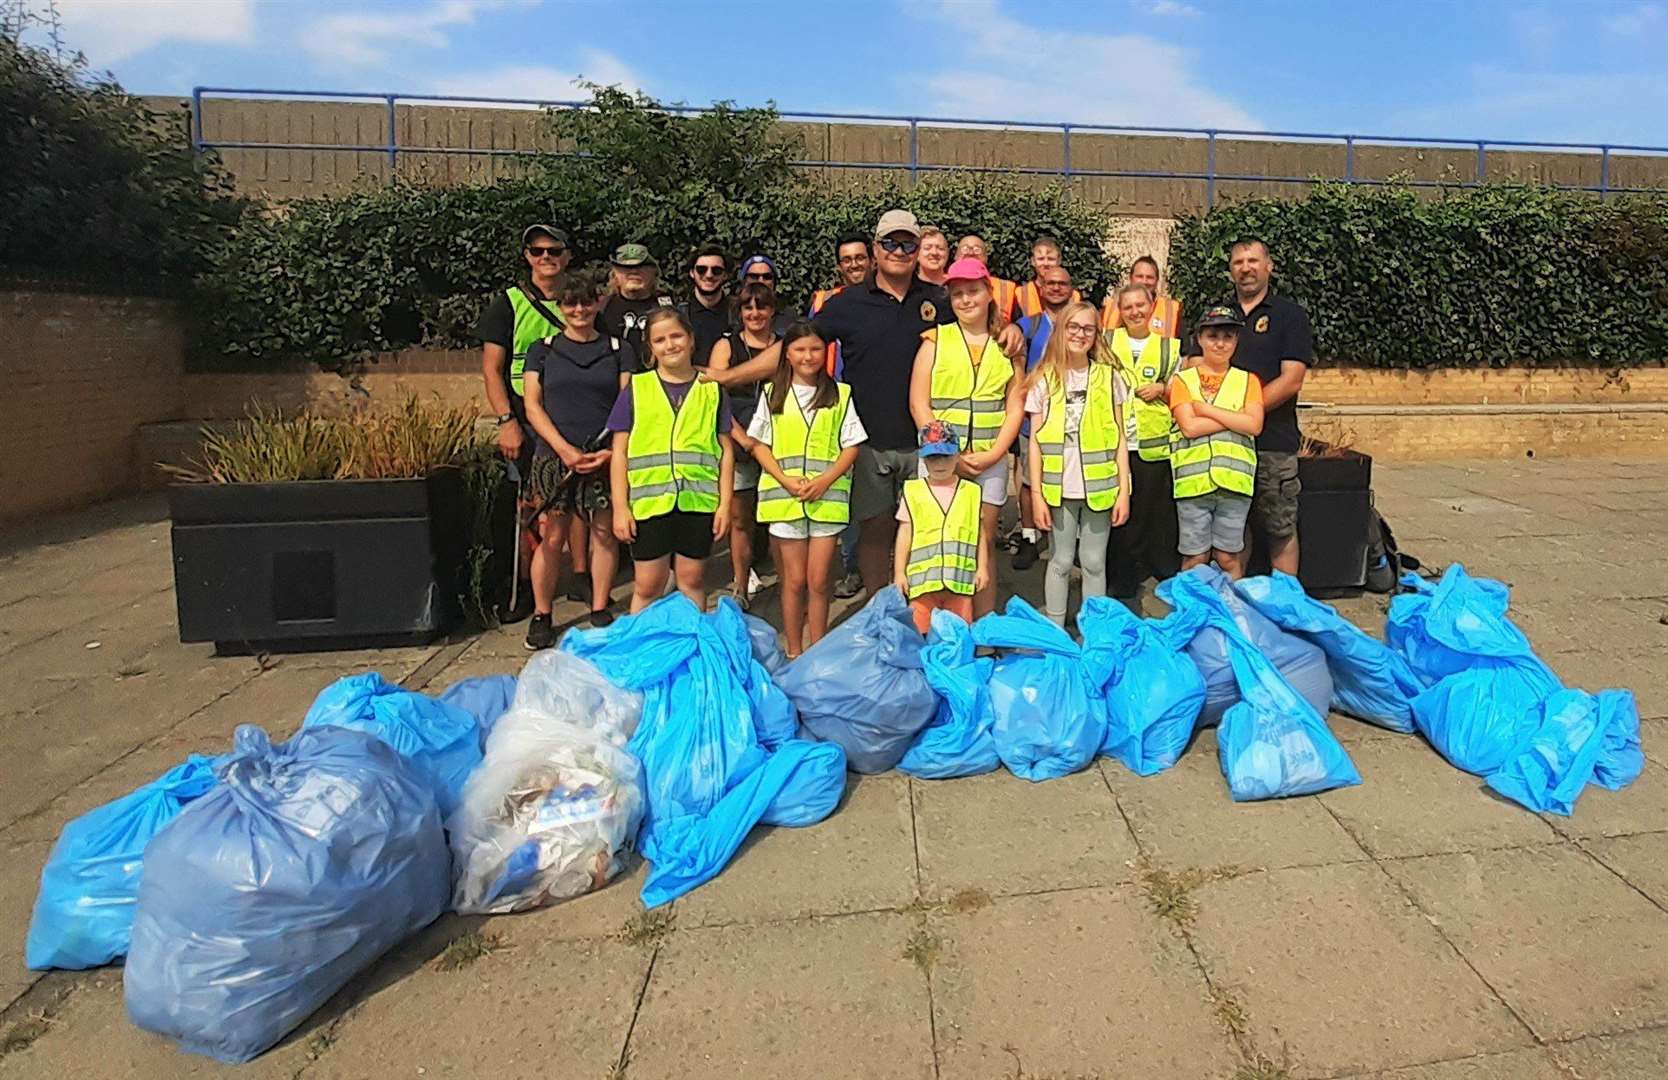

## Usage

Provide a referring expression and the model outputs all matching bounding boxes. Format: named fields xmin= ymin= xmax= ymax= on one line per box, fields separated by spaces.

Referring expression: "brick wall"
xmin=1304 ymin=366 xmax=1668 ymax=406
xmin=1304 ymin=405 xmax=1668 ymax=461
xmin=0 ymin=291 xmax=186 ymax=521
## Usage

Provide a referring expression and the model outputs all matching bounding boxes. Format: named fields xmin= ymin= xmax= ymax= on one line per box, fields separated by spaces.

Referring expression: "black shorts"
xmin=631 ymin=509 xmax=716 ymax=562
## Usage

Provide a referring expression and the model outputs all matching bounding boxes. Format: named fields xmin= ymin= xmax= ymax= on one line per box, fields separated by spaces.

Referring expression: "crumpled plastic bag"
xmin=26 ymin=755 xmax=220 ymax=971
xmin=301 ymin=671 xmax=483 ymax=816
xmin=720 ymin=600 xmax=798 ymax=751
xmin=437 ymin=674 xmax=518 ymax=746
xmin=1387 ymin=566 xmax=1543 ymax=684
xmin=974 ymin=597 xmax=1107 ymax=782
xmin=1078 ymin=596 xmax=1206 ymax=776
xmin=1486 ymin=689 xmax=1645 ymax=815
xmin=1157 ymin=566 xmax=1334 ymax=728
xmin=778 ymin=588 xmax=937 ymax=773
xmin=124 ymin=725 xmax=449 ymax=1064
xmin=1593 ymin=689 xmax=1646 ymax=791
xmin=1234 ymin=572 xmax=1420 ymax=732
xmin=447 ymin=653 xmax=645 ymax=915
xmin=898 ymin=609 xmax=999 ymax=779
xmin=562 ymin=594 xmax=846 ymax=906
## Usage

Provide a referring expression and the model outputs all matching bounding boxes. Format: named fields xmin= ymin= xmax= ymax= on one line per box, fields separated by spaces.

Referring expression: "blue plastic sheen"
xmin=898 ymin=610 xmax=999 ymax=779
xmin=1486 ymin=689 xmax=1617 ymax=814
xmin=973 ymin=597 xmax=1106 ymax=782
xmin=1078 ymin=597 xmax=1206 ymax=776
xmin=437 ymin=674 xmax=518 ymax=745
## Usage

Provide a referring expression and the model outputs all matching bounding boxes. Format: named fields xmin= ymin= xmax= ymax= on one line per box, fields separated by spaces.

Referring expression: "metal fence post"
xmin=1344 ymin=135 xmax=1355 ymax=183
xmin=908 ymin=119 xmax=919 ymax=185
xmin=1599 ymin=146 xmax=1611 ymax=199
xmin=385 ymin=95 xmax=399 ymax=178
xmin=191 ymin=86 xmax=203 ymax=152
xmin=1206 ymin=130 xmax=1217 ymax=207
xmin=1475 ymin=141 xmax=1486 ymax=185
xmin=1062 ymin=124 xmax=1073 ymax=179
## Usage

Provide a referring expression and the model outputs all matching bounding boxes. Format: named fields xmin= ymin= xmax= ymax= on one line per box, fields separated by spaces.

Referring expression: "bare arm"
xmin=1194 ymin=393 xmax=1264 ymax=437
xmin=1173 ymin=401 xmax=1227 ymax=439
xmin=909 ymin=339 xmax=938 ymax=431
xmin=1027 ymin=426 xmax=1052 ymax=532
xmin=704 ymin=338 xmax=781 ymax=387
xmin=712 ymin=435 xmax=735 ymax=540
xmin=1259 ymin=359 xmax=1308 ymax=412
xmin=482 ymin=342 xmax=522 ymax=457
xmin=1111 ymin=397 xmax=1132 ymax=527
xmin=893 ymin=518 xmax=912 ymax=594
xmin=752 ymin=437 xmax=796 ymax=490
xmin=610 ymin=431 xmax=635 ymax=542
xmin=800 ymin=444 xmax=861 ymax=504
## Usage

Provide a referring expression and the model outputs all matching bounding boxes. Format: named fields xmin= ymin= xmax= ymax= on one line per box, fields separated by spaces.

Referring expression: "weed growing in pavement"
xmin=432 ymin=930 xmax=509 ymax=972
xmin=1210 ymin=984 xmax=1251 ymax=1041
xmin=305 ymin=1029 xmax=336 ymax=1059
xmin=902 ymin=928 xmax=942 ymax=975
xmin=616 ymin=908 xmax=675 ymax=947
xmin=605 ymin=1048 xmax=632 ymax=1079
xmin=0 ymin=1010 xmax=57 ymax=1058
xmin=1001 ymin=1044 xmax=1103 ymax=1079
xmin=940 ymin=887 xmax=993 ymax=914
xmin=1137 ymin=862 xmax=1238 ymax=930
xmin=1233 ymin=1048 xmax=1294 ymax=1080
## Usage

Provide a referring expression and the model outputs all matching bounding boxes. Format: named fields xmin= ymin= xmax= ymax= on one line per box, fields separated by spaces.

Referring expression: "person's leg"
xmin=1213 ymin=492 xmax=1252 ymax=581
xmin=849 ymin=446 xmax=901 ymax=597
xmin=778 ymin=537 xmax=810 ymax=657
xmin=673 ymin=554 xmax=708 ymax=610
xmin=1077 ymin=504 xmax=1112 ymax=602
xmin=1043 ymin=499 xmax=1079 ymax=626
xmin=1142 ymin=456 xmax=1182 ymax=580
xmin=631 ymin=556 xmax=670 ymax=612
xmin=1107 ymin=502 xmax=1140 ymax=599
xmin=910 ymin=593 xmax=937 ymax=634
xmin=805 ymin=534 xmax=839 ymax=649
xmin=587 ymin=513 xmax=617 ymax=614
xmin=975 ymin=501 xmax=1001 ymax=620
xmin=858 ymin=515 xmax=896 ymax=597
xmin=1253 ymin=451 xmax=1301 ymax=577
xmin=1176 ymin=493 xmax=1212 ymax=574
xmin=530 ymin=510 xmax=569 ymax=615
xmin=1213 ymin=547 xmax=1245 ymax=580
xmin=567 ymin=511 xmax=589 ymax=576
xmin=944 ymin=592 xmax=974 ymax=626
xmin=729 ymin=489 xmax=756 ymax=599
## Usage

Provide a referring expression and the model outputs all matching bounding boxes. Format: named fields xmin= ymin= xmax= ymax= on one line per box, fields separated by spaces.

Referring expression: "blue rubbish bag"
xmin=124 ymin=725 xmax=449 ymax=1063
xmin=1234 ymin=572 xmax=1421 ymax=732
xmin=1485 ymin=689 xmax=1640 ymax=815
xmin=437 ymin=674 xmax=517 ymax=745
xmin=778 ymin=588 xmax=938 ymax=774
xmin=974 ymin=597 xmax=1107 ymax=782
xmin=562 ymin=594 xmax=847 ymax=906
xmin=718 ymin=600 xmax=798 ymax=752
xmin=898 ymin=610 xmax=999 ymax=779
xmin=301 ymin=672 xmax=483 ymax=816
xmin=1387 ymin=565 xmax=1545 ymax=684
xmin=744 ymin=611 xmax=789 ymax=676
xmin=25 ymin=755 xmax=220 ymax=971
xmin=1593 ymin=689 xmax=1646 ymax=791
xmin=1157 ymin=566 xmax=1334 ymax=728
xmin=1078 ymin=596 xmax=1206 ymax=776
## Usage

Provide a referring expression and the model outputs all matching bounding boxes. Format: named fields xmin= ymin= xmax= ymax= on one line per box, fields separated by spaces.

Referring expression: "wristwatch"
xmin=495 ymin=413 xmax=516 ymax=426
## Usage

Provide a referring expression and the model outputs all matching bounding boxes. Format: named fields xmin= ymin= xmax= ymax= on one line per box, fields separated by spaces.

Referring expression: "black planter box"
xmin=1295 ymin=447 xmax=1373 ymax=594
xmin=169 ymin=471 xmax=469 ymax=652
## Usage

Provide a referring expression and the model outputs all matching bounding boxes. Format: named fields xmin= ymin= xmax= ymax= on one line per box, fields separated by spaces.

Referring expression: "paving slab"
xmin=1102 ymin=732 xmax=1367 ymax=873
xmin=0 ymin=591 xmax=180 ymax=687
xmin=1549 ymin=649 xmax=1668 ymax=720
xmin=420 ymin=649 xmax=523 ymax=690
xmin=627 ymin=912 xmax=935 ymax=1080
xmin=1545 ymin=759 xmax=1668 ymax=840
xmin=912 ymin=767 xmax=1138 ymax=899
xmin=1317 ymin=737 xmax=1561 ymax=859
xmin=478 ymin=856 xmax=657 ymax=948
xmin=676 ymin=773 xmax=917 ymax=928
xmin=1188 ymin=862 xmax=1530 ymax=1077
xmin=1352 ymin=1047 xmax=1570 ymax=1079
xmin=1582 ymin=833 xmax=1668 ymax=910
xmin=1552 ymin=1026 xmax=1668 ymax=1079
xmin=929 ymin=887 xmax=1237 ymax=1080
xmin=1386 ymin=846 xmax=1668 ymax=1041
xmin=0 ymin=838 xmax=51 ymax=1003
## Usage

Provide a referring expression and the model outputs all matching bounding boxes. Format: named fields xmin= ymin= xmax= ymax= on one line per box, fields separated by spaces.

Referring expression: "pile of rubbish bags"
xmin=22 ymin=562 xmax=1647 ymax=1063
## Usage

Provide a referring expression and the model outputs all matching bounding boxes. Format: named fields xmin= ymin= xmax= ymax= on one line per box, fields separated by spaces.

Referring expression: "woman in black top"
xmin=706 ymin=281 xmax=782 ymax=610
xmin=521 ymin=273 xmax=638 ymax=645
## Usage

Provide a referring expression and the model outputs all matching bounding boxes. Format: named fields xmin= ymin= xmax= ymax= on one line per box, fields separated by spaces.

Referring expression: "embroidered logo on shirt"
xmin=1254 ymin=315 xmax=1270 ymax=333
xmin=920 ymin=301 xmax=937 ymax=322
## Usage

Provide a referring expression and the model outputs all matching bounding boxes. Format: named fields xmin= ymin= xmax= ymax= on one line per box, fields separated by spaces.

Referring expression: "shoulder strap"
xmin=515 ymin=285 xmax=564 ymax=330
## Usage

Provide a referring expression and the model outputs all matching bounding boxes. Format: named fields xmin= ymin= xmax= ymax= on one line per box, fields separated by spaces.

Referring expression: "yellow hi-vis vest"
xmin=1171 ymin=367 xmax=1257 ymax=499
xmin=756 ymin=384 xmax=853 ymax=526
xmin=625 ymin=373 xmax=722 ymax=520
xmin=506 ymin=286 xmax=565 ymax=396
xmin=1035 ymin=363 xmax=1122 ymax=512
xmin=901 ymin=477 xmax=981 ymax=599
xmin=1103 ymin=329 xmax=1180 ymax=462
xmin=929 ymin=322 xmax=1013 ymax=453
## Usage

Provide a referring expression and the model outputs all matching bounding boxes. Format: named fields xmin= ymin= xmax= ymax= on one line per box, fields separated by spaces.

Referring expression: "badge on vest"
xmin=1254 ymin=315 xmax=1270 ymax=333
xmin=920 ymin=300 xmax=936 ymax=322
xmin=1142 ymin=366 xmax=1156 ymax=379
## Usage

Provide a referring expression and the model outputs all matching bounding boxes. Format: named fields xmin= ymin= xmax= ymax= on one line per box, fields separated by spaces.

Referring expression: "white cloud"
xmin=301 ymin=0 xmax=519 ymax=68
xmin=910 ymin=0 xmax=1257 ymax=130
xmin=51 ymin=0 xmax=254 ymax=65
xmin=1147 ymin=0 xmax=1201 ymax=16
xmin=1599 ymin=1 xmax=1665 ymax=37
xmin=429 ymin=50 xmax=647 ymax=105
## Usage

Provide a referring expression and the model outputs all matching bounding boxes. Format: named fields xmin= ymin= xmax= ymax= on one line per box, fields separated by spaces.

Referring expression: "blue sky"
xmin=30 ymin=0 xmax=1668 ymax=146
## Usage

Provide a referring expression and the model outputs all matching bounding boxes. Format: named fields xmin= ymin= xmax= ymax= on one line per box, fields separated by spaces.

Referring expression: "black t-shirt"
xmin=815 ymin=274 xmax=954 ymax=451
xmin=718 ymin=329 xmax=781 ymax=429
xmin=523 ymin=333 xmax=639 ymax=455
xmin=598 ymin=293 xmax=674 ymax=360
xmin=1226 ymin=293 xmax=1314 ymax=454
xmin=683 ymin=295 xmax=732 ymax=367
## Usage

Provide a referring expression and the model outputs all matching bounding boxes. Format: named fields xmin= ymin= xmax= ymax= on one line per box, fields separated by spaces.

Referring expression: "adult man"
xmin=1014 ymin=235 xmax=1082 ymax=319
xmin=1101 ymin=255 xmax=1183 ymax=338
xmin=955 ymin=232 xmax=1018 ymax=322
xmin=917 ymin=226 xmax=950 ymax=285
xmin=475 ymin=223 xmax=572 ymax=619
xmin=599 ymin=243 xmax=674 ymax=359
xmin=683 ymin=242 xmax=732 ymax=367
xmin=810 ymin=233 xmax=872 ymax=315
xmin=1222 ymin=238 xmax=1312 ymax=576
xmin=1010 ymin=265 xmax=1077 ymax=570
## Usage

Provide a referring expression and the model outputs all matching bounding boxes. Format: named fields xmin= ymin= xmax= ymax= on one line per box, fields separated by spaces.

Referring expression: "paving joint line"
xmin=613 ymin=940 xmax=661 ymax=1077
xmin=905 ymin=777 xmax=942 ymax=1080
xmin=1570 ymin=835 xmax=1668 ymax=918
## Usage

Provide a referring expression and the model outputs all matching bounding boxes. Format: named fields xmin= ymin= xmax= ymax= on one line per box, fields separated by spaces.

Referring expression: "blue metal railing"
xmin=190 ymin=86 xmax=1668 ymax=205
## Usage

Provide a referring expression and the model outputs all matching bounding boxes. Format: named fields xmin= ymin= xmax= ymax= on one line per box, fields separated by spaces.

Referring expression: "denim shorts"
xmin=1176 ymin=490 xmax=1251 ymax=556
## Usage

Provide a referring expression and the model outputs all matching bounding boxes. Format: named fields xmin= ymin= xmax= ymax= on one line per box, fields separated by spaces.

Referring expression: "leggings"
xmin=1045 ymin=498 xmax=1110 ymax=626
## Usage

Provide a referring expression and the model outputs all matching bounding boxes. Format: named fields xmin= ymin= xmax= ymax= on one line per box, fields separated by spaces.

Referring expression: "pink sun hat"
xmin=943 ymin=256 xmax=992 ymax=283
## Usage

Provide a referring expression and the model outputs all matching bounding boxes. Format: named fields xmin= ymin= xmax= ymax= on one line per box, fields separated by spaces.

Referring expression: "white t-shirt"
xmin=1119 ymin=334 xmax=1152 ymax=439
xmin=1024 ymin=366 xmax=1125 ymax=500
xmin=745 ymin=383 xmax=868 ymax=450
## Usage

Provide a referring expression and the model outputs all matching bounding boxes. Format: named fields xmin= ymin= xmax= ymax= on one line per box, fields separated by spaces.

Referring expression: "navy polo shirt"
xmin=1227 ymin=292 xmax=1314 ymax=454
xmin=814 ymin=273 xmax=954 ymax=451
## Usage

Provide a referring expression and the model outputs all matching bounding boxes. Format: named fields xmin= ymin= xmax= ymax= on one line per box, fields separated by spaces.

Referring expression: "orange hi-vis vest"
xmin=989 ymin=277 xmax=1018 ymax=323
xmin=1015 ymin=280 xmax=1082 ymax=319
xmin=1100 ymin=293 xmax=1182 ymax=338
xmin=810 ymin=284 xmax=847 ymax=376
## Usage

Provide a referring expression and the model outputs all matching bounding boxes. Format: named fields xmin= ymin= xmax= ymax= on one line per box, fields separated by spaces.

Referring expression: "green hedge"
xmin=1167 ymin=183 xmax=1668 ymax=367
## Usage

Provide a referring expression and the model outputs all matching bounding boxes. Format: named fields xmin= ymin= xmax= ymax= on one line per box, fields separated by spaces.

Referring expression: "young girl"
xmin=706 ymin=282 xmax=781 ymax=611
xmin=1025 ymin=301 xmax=1131 ymax=627
xmin=895 ymin=420 xmax=988 ymax=634
xmin=608 ymin=308 xmax=734 ymax=612
xmin=909 ymin=256 xmax=1026 ymax=620
xmin=746 ymin=322 xmax=867 ymax=657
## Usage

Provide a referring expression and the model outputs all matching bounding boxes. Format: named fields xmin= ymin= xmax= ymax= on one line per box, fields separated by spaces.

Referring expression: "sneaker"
xmin=502 ymin=584 xmax=536 ymax=625
xmin=564 ymin=577 xmax=590 ymax=605
xmin=588 ymin=608 xmax=615 ymax=629
xmin=1012 ymin=538 xmax=1040 ymax=571
xmin=834 ymin=571 xmax=863 ymax=599
xmin=524 ymin=612 xmax=555 ymax=651
xmin=746 ymin=567 xmax=763 ymax=599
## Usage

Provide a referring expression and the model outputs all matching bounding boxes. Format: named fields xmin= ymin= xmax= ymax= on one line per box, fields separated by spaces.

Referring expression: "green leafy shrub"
xmin=1168 ymin=182 xmax=1668 ymax=367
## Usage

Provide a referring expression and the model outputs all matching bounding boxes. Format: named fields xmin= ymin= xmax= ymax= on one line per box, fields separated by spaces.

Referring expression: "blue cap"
xmin=738 ymin=254 xmax=778 ymax=282
xmin=918 ymin=420 xmax=960 ymax=457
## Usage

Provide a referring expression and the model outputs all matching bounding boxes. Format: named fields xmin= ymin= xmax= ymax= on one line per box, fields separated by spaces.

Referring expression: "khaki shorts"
xmin=1251 ymin=451 xmax=1301 ymax=541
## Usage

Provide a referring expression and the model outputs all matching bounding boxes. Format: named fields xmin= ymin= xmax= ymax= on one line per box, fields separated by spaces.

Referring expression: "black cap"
xmin=522 ymin=224 xmax=569 ymax=247
xmin=1195 ymin=304 xmax=1244 ymax=331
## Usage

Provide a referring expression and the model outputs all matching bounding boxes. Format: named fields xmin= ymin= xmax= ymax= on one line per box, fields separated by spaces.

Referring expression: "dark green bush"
xmin=1168 ymin=182 xmax=1668 ymax=367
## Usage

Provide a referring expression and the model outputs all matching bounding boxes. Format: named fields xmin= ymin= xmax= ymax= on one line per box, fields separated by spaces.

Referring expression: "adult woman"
xmin=917 ymin=226 xmax=950 ymax=285
xmin=909 ymin=257 xmax=1026 ymax=620
xmin=706 ymin=282 xmax=782 ymax=608
xmin=1102 ymin=282 xmax=1182 ymax=594
xmin=521 ymin=272 xmax=634 ymax=647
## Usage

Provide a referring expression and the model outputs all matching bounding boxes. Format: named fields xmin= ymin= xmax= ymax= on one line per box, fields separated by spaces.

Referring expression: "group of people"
xmin=477 ymin=213 xmax=1313 ymax=654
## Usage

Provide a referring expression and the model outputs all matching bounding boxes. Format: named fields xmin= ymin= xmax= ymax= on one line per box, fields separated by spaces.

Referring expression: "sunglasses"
xmin=745 ymin=271 xmax=775 ymax=282
xmin=526 ymin=246 xmax=566 ymax=258
xmin=693 ymin=265 xmax=726 ymax=277
xmin=878 ymin=237 xmax=920 ymax=254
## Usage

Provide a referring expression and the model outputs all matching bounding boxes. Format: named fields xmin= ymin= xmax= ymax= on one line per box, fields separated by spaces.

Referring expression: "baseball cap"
xmin=522 ymin=224 xmax=569 ymax=247
xmin=737 ymin=254 xmax=778 ymax=280
xmin=611 ymin=243 xmax=658 ymax=268
xmin=1195 ymin=305 xmax=1245 ymax=331
xmin=918 ymin=420 xmax=960 ymax=457
xmin=943 ymin=257 xmax=992 ymax=284
xmin=874 ymin=209 xmax=922 ymax=239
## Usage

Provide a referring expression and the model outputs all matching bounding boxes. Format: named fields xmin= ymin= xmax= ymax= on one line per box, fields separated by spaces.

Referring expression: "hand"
xmin=1136 ymin=382 xmax=1166 ymax=402
xmin=612 ymin=507 xmax=636 ymax=544
xmin=799 ymin=472 xmax=835 ymax=503
xmin=700 ymin=367 xmax=733 ymax=387
xmin=975 ymin=566 xmax=991 ymax=592
xmin=496 ymin=420 xmax=524 ymax=459
xmin=955 ymin=458 xmax=981 ymax=480
xmin=712 ymin=502 xmax=730 ymax=540
xmin=577 ymin=449 xmax=612 ymax=473
xmin=557 ymin=443 xmax=586 ymax=470
xmin=788 ymin=475 xmax=814 ymax=499
xmin=959 ymin=450 xmax=990 ymax=474
xmin=1032 ymin=493 xmax=1053 ymax=532
xmin=1111 ymin=492 xmax=1131 ymax=528
xmin=894 ymin=575 xmax=909 ymax=595
xmin=997 ymin=322 xmax=1025 ymax=358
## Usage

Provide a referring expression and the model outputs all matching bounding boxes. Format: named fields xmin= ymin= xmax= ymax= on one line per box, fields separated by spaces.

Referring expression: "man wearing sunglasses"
xmin=683 ymin=242 xmax=732 ymax=367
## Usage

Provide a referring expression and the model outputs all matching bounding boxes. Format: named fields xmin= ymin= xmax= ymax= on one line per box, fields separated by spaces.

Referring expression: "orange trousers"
xmin=910 ymin=590 xmax=974 ymax=634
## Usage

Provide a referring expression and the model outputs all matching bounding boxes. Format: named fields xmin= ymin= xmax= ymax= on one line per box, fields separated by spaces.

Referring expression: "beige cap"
xmin=873 ymin=209 xmax=922 ymax=239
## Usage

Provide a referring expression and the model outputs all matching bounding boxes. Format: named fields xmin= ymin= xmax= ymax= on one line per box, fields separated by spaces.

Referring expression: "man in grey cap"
xmin=599 ymin=242 xmax=674 ymax=360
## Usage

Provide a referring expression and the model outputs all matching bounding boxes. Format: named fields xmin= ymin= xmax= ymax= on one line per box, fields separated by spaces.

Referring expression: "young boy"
xmin=1169 ymin=306 xmax=1265 ymax=580
xmin=895 ymin=420 xmax=989 ymax=634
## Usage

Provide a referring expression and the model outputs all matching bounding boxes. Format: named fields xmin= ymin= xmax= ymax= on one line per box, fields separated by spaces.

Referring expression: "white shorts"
xmin=920 ymin=456 xmax=1010 ymax=506
xmin=767 ymin=519 xmax=847 ymax=541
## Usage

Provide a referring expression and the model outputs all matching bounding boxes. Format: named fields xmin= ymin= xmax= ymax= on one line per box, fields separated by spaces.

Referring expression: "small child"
xmin=1169 ymin=305 xmax=1264 ymax=580
xmin=895 ymin=420 xmax=988 ymax=635
xmin=748 ymin=322 xmax=867 ymax=658
xmin=608 ymin=308 xmax=734 ymax=612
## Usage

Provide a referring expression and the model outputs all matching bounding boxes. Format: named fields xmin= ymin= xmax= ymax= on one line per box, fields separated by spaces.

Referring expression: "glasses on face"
xmin=693 ymin=264 xmax=726 ymax=278
xmin=878 ymin=237 xmax=920 ymax=255
xmin=1064 ymin=322 xmax=1099 ymax=337
xmin=1041 ymin=278 xmax=1073 ymax=290
xmin=837 ymin=255 xmax=868 ymax=266
xmin=526 ymin=246 xmax=566 ymax=259
xmin=745 ymin=272 xmax=775 ymax=282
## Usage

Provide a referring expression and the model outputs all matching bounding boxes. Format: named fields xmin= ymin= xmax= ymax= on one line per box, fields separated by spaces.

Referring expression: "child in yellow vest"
xmin=1168 ymin=306 xmax=1264 ymax=580
xmin=608 ymin=308 xmax=735 ymax=613
xmin=748 ymin=323 xmax=868 ymax=657
xmin=895 ymin=421 xmax=988 ymax=635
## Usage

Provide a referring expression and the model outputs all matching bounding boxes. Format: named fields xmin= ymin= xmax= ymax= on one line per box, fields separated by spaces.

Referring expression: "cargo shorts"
xmin=1251 ymin=451 xmax=1301 ymax=541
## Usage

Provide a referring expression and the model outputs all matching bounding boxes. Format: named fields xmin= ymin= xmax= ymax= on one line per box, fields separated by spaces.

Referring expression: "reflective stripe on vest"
xmin=902 ymin=477 xmax=981 ymax=598
xmin=929 ymin=322 xmax=1014 ymax=453
xmin=1015 ymin=280 xmax=1083 ymax=319
xmin=1034 ymin=362 xmax=1122 ymax=512
xmin=1103 ymin=329 xmax=1180 ymax=462
xmin=756 ymin=384 xmax=853 ymax=526
xmin=506 ymin=287 xmax=565 ymax=397
xmin=1099 ymin=293 xmax=1182 ymax=339
xmin=625 ymin=373 xmax=723 ymax=519
xmin=1171 ymin=367 xmax=1256 ymax=499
